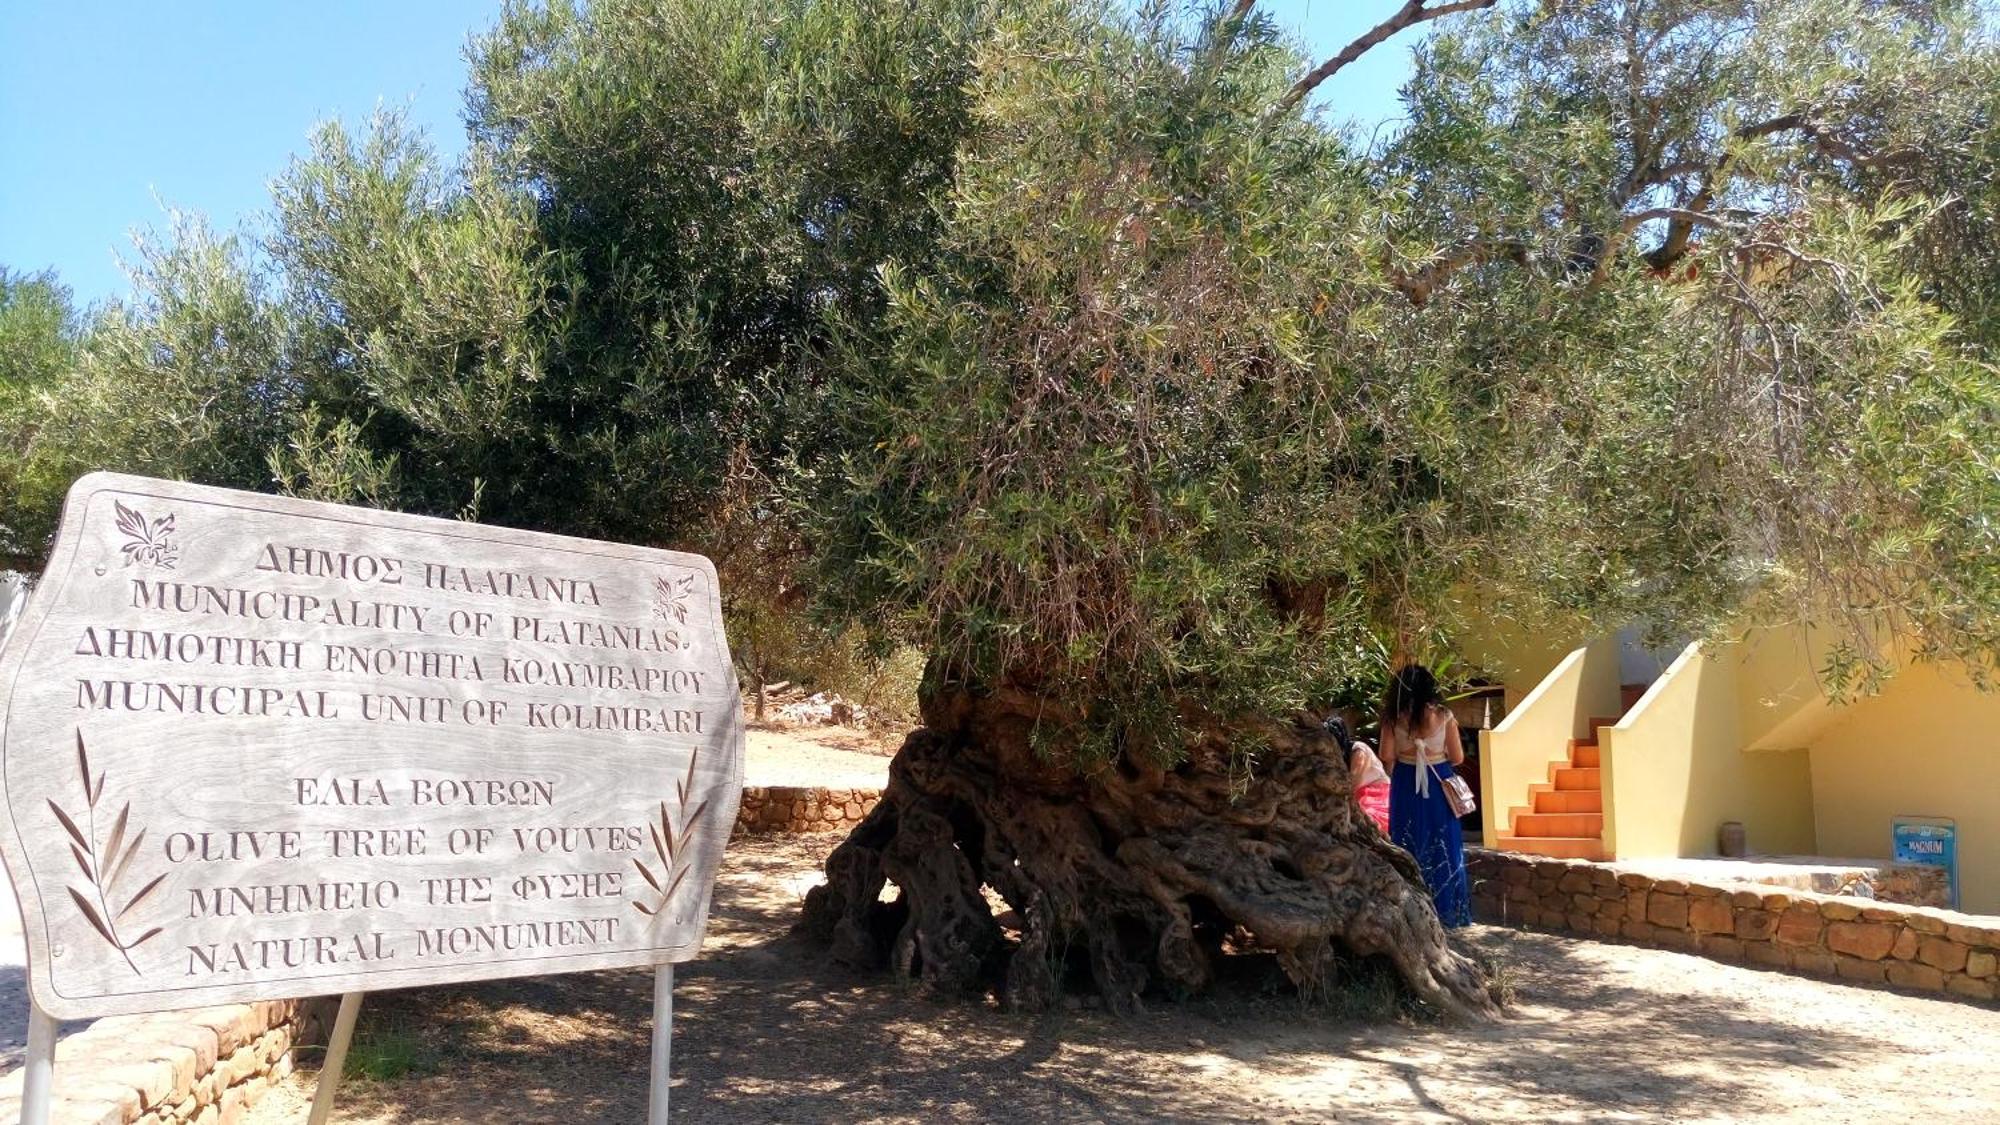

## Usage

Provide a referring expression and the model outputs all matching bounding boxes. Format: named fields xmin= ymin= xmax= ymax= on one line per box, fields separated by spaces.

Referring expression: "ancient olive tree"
xmin=791 ymin=0 xmax=1999 ymax=1018
xmin=3 ymin=0 xmax=1992 ymax=1018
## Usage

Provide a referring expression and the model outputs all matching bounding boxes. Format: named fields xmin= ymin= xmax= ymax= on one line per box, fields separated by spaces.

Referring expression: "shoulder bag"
xmin=1429 ymin=761 xmax=1477 ymax=818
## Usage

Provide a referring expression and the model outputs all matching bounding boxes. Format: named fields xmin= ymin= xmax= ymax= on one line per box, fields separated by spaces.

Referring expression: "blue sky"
xmin=1 ymin=1 xmax=1426 ymax=307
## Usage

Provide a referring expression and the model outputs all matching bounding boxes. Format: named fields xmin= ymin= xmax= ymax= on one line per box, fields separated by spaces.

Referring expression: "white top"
xmin=1388 ymin=713 xmax=1454 ymax=766
xmin=1387 ymin=708 xmax=1456 ymax=797
xmin=1350 ymin=742 xmax=1389 ymax=789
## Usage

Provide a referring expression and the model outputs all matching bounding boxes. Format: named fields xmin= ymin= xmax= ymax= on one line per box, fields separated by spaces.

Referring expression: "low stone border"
xmin=734 ymin=786 xmax=881 ymax=834
xmin=0 ymin=997 xmax=332 ymax=1124
xmin=1469 ymin=849 xmax=1999 ymax=1002
xmin=1613 ymin=856 xmax=1950 ymax=908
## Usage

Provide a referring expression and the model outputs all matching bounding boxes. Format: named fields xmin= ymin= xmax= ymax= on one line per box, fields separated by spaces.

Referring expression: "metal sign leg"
xmin=307 ymin=991 xmax=365 ymax=1125
xmin=648 ymin=964 xmax=673 ymax=1124
xmin=18 ymin=999 xmax=56 ymax=1125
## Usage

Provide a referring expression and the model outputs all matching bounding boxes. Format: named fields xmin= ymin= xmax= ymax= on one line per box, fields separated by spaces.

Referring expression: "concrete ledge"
xmin=1608 ymin=855 xmax=1950 ymax=908
xmin=0 ymin=997 xmax=333 ymax=1124
xmin=1470 ymin=848 xmax=2000 ymax=1003
xmin=734 ymin=786 xmax=880 ymax=834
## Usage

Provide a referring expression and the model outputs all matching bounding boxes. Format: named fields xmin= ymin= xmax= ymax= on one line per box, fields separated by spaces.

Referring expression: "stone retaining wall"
xmin=734 ymin=786 xmax=881 ymax=833
xmin=1469 ymin=849 xmax=2000 ymax=1002
xmin=0 ymin=997 xmax=332 ymax=1124
xmin=1615 ymin=857 xmax=1950 ymax=908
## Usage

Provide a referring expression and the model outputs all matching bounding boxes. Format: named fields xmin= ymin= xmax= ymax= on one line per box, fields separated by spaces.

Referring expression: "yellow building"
xmin=1478 ymin=626 xmax=1997 ymax=913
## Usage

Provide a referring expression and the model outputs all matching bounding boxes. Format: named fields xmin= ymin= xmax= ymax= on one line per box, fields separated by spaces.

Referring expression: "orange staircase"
xmin=1493 ymin=715 xmax=1618 ymax=860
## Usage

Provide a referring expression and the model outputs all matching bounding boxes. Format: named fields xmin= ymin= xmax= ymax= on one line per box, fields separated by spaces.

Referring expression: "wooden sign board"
xmin=0 ymin=473 xmax=744 ymax=1020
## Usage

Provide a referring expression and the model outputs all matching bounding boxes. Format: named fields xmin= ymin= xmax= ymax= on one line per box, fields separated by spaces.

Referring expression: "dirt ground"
xmin=244 ymin=828 xmax=2000 ymax=1125
xmin=740 ymin=725 xmax=893 ymax=789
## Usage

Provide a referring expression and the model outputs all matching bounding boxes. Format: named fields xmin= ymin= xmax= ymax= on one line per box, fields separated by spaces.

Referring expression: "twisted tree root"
xmin=799 ymin=687 xmax=1500 ymax=1020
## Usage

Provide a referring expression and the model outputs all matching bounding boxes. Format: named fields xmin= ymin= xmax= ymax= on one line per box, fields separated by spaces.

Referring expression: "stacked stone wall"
xmin=0 ymin=997 xmax=332 ymax=1124
xmin=734 ymin=786 xmax=881 ymax=833
xmin=1469 ymin=849 xmax=1999 ymax=1002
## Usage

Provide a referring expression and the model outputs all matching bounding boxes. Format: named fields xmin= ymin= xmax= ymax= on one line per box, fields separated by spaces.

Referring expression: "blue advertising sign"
xmin=1891 ymin=817 xmax=1958 ymax=910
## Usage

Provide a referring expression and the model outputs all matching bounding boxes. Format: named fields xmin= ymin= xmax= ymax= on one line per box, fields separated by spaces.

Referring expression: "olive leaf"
xmin=631 ymin=857 xmax=663 ymax=893
xmin=68 ymin=888 xmax=117 ymax=948
xmin=49 ymin=731 xmax=161 ymax=975
xmin=630 ymin=747 xmax=714 ymax=918
xmin=103 ymin=806 xmax=130 ymax=869
xmin=106 ymin=828 xmax=146 ymax=891
xmin=118 ymin=873 xmax=168 ymax=922
xmin=46 ymin=800 xmax=88 ymax=854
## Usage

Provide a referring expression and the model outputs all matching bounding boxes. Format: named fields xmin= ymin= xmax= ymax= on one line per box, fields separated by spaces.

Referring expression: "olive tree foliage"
xmin=462 ymin=0 xmax=984 ymax=534
xmin=0 ymin=116 xmax=554 ymax=555
xmin=0 ymin=0 xmax=984 ymax=695
xmin=805 ymin=0 xmax=1999 ymax=765
xmin=0 ymin=231 xmax=292 ymax=570
xmin=0 ymin=269 xmax=82 ymax=568
xmin=6 ymin=0 xmax=981 ymax=538
xmin=458 ymin=0 xmax=988 ymax=695
xmin=1379 ymin=0 xmax=2000 ymax=691
xmin=263 ymin=116 xmax=565 ymax=521
xmin=1 ymin=0 xmax=1991 ymax=723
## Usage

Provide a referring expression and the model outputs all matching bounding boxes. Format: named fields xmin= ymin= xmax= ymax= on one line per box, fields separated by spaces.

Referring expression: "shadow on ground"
xmin=260 ymin=834 xmax=2000 ymax=1124
xmin=0 ymin=965 xmax=92 ymax=1074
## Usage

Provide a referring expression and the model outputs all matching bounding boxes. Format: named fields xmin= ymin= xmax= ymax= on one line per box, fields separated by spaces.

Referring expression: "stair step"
xmin=1494 ymin=835 xmax=1611 ymax=861
xmin=1570 ymin=742 xmax=1601 ymax=768
xmin=1589 ymin=716 xmax=1622 ymax=733
xmin=1514 ymin=812 xmax=1603 ymax=837
xmin=1553 ymin=766 xmax=1601 ymax=791
xmin=1534 ymin=789 xmax=1602 ymax=813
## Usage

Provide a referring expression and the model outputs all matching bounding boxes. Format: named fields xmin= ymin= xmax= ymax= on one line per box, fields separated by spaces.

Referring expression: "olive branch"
xmin=630 ymin=747 xmax=711 ymax=918
xmin=48 ymin=731 xmax=164 ymax=974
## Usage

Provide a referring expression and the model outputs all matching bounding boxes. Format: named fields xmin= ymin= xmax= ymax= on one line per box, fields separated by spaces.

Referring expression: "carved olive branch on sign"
xmin=630 ymin=748 xmax=711 ymax=918
xmin=48 ymin=731 xmax=164 ymax=974
xmin=651 ymin=572 xmax=695 ymax=625
xmin=112 ymin=500 xmax=179 ymax=570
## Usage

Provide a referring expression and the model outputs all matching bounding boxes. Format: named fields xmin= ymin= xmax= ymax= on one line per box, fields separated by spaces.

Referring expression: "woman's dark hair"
xmin=1384 ymin=663 xmax=1444 ymax=730
xmin=1322 ymin=714 xmax=1354 ymax=753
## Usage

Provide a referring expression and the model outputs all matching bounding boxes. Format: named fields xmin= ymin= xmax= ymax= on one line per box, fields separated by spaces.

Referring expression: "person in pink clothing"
xmin=1325 ymin=715 xmax=1391 ymax=833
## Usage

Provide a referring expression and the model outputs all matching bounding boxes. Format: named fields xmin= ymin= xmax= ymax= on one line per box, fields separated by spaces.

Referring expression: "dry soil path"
xmin=245 ymin=831 xmax=2000 ymax=1124
xmin=740 ymin=726 xmax=891 ymax=789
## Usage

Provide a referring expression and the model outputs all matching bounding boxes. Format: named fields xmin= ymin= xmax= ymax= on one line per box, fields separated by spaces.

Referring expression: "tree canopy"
xmin=3 ymin=0 xmax=1995 ymax=742
xmin=805 ymin=0 xmax=2000 ymax=758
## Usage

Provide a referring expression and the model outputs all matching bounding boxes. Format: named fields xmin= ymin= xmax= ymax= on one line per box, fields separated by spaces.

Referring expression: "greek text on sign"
xmin=0 ymin=474 xmax=744 ymax=1019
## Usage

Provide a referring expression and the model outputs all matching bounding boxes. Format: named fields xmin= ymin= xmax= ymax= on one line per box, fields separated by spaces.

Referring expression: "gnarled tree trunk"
xmin=798 ymin=681 xmax=1500 ymax=1020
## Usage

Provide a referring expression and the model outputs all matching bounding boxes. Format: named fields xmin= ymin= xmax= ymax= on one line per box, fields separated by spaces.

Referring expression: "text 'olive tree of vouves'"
xmin=7 ymin=0 xmax=1993 ymax=1019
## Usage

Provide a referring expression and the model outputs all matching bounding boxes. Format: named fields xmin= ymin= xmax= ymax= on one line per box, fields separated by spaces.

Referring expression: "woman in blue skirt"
xmin=1380 ymin=663 xmax=1471 ymax=927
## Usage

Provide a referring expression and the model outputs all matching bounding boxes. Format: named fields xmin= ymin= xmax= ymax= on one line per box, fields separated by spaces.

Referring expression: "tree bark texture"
xmin=798 ymin=683 xmax=1501 ymax=1020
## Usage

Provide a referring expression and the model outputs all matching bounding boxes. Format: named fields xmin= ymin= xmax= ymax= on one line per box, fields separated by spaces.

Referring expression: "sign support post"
xmin=19 ymin=999 xmax=56 ymax=1125
xmin=306 ymin=991 xmax=366 ymax=1125
xmin=648 ymin=964 xmax=674 ymax=1123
